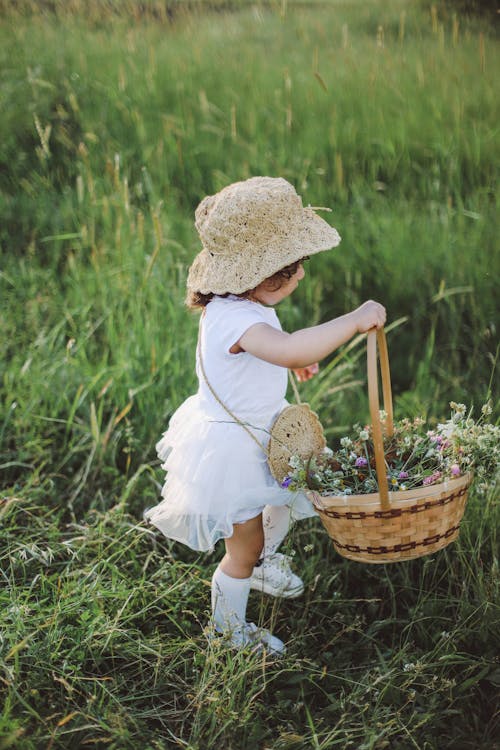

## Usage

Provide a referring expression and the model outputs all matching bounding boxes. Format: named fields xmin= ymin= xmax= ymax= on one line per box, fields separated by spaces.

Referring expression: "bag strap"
xmin=288 ymin=369 xmax=301 ymax=404
xmin=196 ymin=332 xmax=267 ymax=453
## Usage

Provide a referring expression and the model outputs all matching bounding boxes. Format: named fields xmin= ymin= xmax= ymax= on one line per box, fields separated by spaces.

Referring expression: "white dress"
xmin=145 ymin=295 xmax=316 ymax=551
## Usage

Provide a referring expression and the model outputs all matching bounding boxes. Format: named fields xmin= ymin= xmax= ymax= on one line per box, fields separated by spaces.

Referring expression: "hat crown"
xmin=187 ymin=175 xmax=341 ymax=296
xmin=195 ymin=177 xmax=303 ymax=257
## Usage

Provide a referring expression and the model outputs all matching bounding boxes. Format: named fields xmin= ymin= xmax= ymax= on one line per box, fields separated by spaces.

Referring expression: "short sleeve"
xmin=219 ymin=301 xmax=269 ymax=352
xmin=205 ymin=298 xmax=278 ymax=355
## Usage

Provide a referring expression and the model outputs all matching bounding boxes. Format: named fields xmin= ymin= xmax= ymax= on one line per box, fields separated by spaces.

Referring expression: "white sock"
xmin=211 ymin=566 xmax=251 ymax=632
xmin=260 ymin=504 xmax=293 ymax=559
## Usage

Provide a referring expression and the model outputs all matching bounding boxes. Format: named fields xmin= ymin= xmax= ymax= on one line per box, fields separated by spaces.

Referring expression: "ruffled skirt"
xmin=144 ymin=394 xmax=316 ymax=551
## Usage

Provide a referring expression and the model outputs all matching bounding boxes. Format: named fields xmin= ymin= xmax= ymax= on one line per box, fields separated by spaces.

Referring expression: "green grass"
xmin=1 ymin=1 xmax=499 ymax=748
xmin=1 ymin=490 xmax=498 ymax=749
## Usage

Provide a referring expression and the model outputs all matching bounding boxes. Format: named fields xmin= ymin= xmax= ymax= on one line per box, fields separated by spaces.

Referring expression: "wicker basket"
xmin=309 ymin=329 xmax=472 ymax=563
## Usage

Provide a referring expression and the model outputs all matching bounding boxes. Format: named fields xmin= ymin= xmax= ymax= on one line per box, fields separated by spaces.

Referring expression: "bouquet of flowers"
xmin=281 ymin=401 xmax=499 ymax=498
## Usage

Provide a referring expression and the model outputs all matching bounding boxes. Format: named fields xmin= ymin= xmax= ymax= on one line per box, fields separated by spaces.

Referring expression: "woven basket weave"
xmin=309 ymin=329 xmax=472 ymax=563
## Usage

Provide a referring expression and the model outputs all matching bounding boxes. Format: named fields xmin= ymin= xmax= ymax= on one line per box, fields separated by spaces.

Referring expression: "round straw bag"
xmin=267 ymin=375 xmax=326 ymax=483
xmin=308 ymin=329 xmax=472 ymax=564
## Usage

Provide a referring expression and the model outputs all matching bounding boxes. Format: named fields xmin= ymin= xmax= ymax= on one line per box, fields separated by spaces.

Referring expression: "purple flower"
xmin=398 ymin=471 xmax=409 ymax=480
xmin=281 ymin=476 xmax=292 ymax=488
xmin=428 ymin=432 xmax=442 ymax=444
xmin=450 ymin=463 xmax=461 ymax=477
xmin=355 ymin=456 xmax=368 ymax=468
xmin=423 ymin=471 xmax=442 ymax=486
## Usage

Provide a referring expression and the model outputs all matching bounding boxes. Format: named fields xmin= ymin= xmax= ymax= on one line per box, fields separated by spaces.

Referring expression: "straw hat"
xmin=187 ymin=176 xmax=341 ymax=295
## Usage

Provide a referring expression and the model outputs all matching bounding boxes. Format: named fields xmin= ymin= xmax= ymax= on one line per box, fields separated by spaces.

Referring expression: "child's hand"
xmin=354 ymin=300 xmax=386 ymax=333
xmin=292 ymin=363 xmax=319 ymax=382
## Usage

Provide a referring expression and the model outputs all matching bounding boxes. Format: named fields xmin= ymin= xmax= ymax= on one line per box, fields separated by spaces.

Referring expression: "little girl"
xmin=145 ymin=177 xmax=386 ymax=655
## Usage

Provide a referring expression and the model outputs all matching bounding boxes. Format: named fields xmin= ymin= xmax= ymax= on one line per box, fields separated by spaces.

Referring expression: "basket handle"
xmin=367 ymin=328 xmax=394 ymax=510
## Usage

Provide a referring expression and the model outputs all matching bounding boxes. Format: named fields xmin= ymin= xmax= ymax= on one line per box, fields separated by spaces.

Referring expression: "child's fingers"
xmin=292 ymin=368 xmax=306 ymax=382
xmin=292 ymin=364 xmax=319 ymax=382
xmin=356 ymin=301 xmax=386 ymax=333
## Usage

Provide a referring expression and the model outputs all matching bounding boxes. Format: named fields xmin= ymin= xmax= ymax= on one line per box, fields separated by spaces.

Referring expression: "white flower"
xmin=340 ymin=437 xmax=353 ymax=449
xmin=481 ymin=402 xmax=492 ymax=416
xmin=359 ymin=430 xmax=369 ymax=441
xmin=437 ymin=421 xmax=455 ymax=438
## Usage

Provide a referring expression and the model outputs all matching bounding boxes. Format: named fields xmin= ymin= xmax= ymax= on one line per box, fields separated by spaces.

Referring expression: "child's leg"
xmin=261 ymin=504 xmax=292 ymax=558
xmin=212 ymin=514 xmax=263 ymax=631
xmin=250 ymin=504 xmax=303 ymax=599
xmin=221 ymin=513 xmax=264 ymax=578
xmin=211 ymin=513 xmax=286 ymax=653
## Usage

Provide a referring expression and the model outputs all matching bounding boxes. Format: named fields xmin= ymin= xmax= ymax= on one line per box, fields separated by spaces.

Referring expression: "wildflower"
xmin=441 ymin=678 xmax=456 ymax=689
xmin=481 ymin=402 xmax=492 ymax=416
xmin=282 ymin=406 xmax=498 ymax=497
xmin=450 ymin=402 xmax=466 ymax=415
xmin=423 ymin=471 xmax=442 ymax=486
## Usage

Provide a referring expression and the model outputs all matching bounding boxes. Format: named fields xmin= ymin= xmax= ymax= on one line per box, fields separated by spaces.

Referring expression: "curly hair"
xmin=185 ymin=257 xmax=309 ymax=309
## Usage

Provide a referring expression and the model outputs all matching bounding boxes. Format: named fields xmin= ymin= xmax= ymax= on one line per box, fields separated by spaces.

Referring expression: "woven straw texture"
xmin=187 ymin=177 xmax=341 ymax=295
xmin=309 ymin=473 xmax=472 ymax=563
xmin=308 ymin=329 xmax=472 ymax=564
xmin=268 ymin=404 xmax=326 ymax=484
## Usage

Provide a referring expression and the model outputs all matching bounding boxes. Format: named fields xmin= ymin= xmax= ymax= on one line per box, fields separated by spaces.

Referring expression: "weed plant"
xmin=1 ymin=1 xmax=499 ymax=748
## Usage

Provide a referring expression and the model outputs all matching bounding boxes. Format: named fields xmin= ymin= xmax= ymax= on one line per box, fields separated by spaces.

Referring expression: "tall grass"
xmin=1 ymin=1 xmax=499 ymax=748
xmin=1 ymin=489 xmax=498 ymax=748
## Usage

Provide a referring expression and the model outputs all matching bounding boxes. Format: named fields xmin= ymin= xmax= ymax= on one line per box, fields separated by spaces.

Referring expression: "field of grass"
xmin=1 ymin=1 xmax=499 ymax=748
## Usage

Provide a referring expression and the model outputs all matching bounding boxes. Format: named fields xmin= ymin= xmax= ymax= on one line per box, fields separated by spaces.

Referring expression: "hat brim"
xmin=187 ymin=209 xmax=341 ymax=295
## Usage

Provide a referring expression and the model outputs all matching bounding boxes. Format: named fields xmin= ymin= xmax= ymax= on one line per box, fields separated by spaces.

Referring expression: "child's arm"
xmin=238 ymin=300 xmax=386 ymax=369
